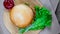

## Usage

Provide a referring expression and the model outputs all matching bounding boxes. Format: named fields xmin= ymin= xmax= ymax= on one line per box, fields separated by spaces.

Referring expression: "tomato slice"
xmin=3 ymin=0 xmax=14 ymax=9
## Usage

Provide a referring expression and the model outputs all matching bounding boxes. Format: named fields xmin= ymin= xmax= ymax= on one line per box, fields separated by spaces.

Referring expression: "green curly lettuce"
xmin=18 ymin=5 xmax=52 ymax=34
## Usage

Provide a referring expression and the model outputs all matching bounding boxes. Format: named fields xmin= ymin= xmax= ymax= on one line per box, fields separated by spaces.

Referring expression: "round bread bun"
xmin=10 ymin=4 xmax=33 ymax=28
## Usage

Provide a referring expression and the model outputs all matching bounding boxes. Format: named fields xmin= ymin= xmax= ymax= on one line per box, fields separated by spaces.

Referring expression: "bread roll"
xmin=10 ymin=4 xmax=33 ymax=28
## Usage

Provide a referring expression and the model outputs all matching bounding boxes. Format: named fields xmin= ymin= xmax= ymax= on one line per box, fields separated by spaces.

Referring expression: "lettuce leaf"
xmin=18 ymin=5 xmax=52 ymax=34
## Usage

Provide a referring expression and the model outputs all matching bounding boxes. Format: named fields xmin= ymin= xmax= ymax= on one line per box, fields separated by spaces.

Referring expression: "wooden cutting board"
xmin=3 ymin=0 xmax=42 ymax=34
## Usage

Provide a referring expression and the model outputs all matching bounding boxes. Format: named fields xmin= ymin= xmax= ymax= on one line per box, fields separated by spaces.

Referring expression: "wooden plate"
xmin=3 ymin=0 xmax=42 ymax=34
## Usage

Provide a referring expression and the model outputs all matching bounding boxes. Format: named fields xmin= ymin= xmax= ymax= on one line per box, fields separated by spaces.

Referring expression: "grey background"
xmin=55 ymin=0 xmax=60 ymax=24
xmin=55 ymin=0 xmax=60 ymax=33
xmin=0 ymin=0 xmax=60 ymax=34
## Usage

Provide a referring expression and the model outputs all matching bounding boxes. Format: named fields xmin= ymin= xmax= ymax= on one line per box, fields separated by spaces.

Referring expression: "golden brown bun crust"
xmin=10 ymin=4 xmax=33 ymax=28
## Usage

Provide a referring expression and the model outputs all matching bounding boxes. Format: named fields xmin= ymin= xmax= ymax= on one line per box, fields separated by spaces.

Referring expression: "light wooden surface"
xmin=3 ymin=0 xmax=42 ymax=34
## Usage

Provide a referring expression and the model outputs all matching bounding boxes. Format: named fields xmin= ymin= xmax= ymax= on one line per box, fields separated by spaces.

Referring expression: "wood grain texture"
xmin=3 ymin=0 xmax=42 ymax=34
